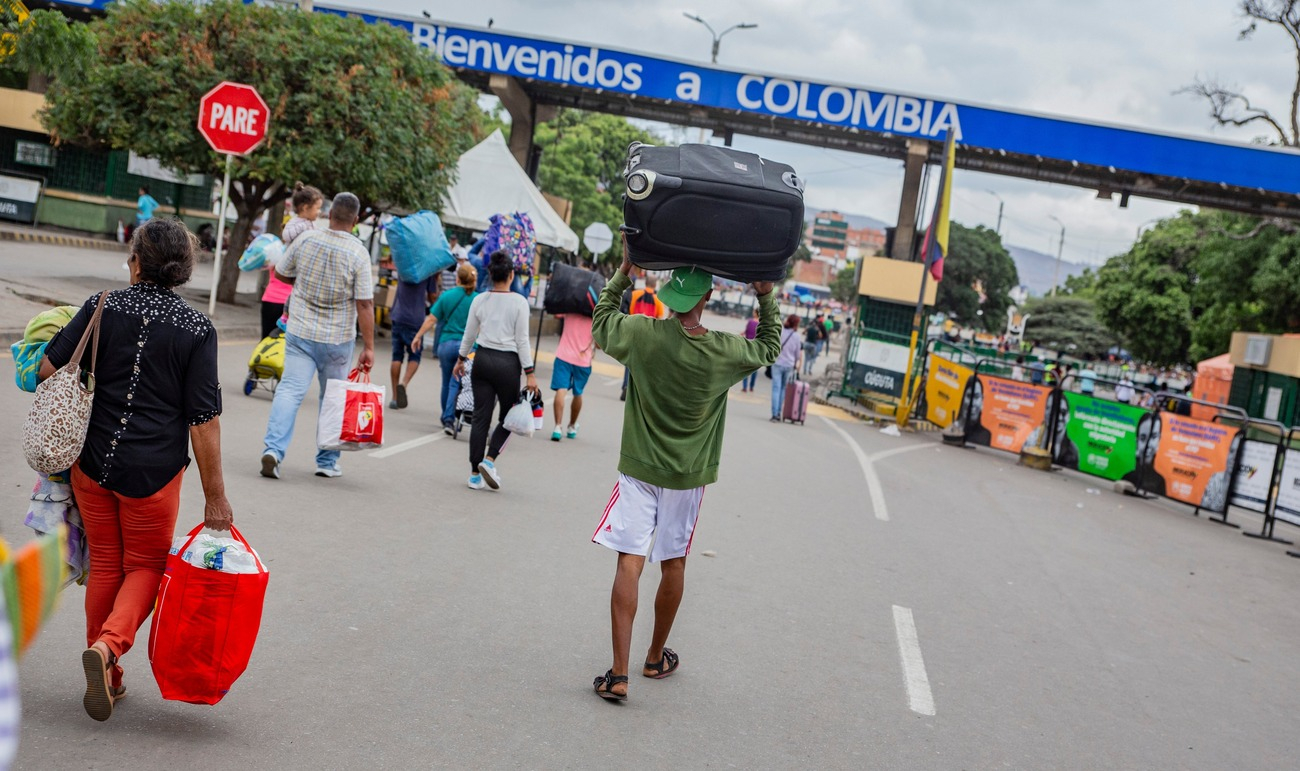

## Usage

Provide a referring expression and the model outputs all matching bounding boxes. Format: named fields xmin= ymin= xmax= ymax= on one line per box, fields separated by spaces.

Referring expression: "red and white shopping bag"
xmin=148 ymin=524 xmax=269 ymax=705
xmin=318 ymin=368 xmax=385 ymax=451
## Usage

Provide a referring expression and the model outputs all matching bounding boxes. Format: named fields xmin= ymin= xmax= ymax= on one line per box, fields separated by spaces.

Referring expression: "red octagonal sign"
xmin=197 ymin=81 xmax=270 ymax=156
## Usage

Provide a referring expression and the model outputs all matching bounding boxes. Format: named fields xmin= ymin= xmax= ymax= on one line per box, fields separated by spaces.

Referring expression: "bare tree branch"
xmin=1240 ymin=1 xmax=1300 ymax=140
xmin=1207 ymin=217 xmax=1297 ymax=240
xmin=1178 ymin=78 xmax=1293 ymax=145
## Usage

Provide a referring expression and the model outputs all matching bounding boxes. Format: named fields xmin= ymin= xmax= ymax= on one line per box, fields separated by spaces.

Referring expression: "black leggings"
xmin=469 ymin=347 xmax=522 ymax=472
xmin=260 ymin=301 xmax=284 ymax=340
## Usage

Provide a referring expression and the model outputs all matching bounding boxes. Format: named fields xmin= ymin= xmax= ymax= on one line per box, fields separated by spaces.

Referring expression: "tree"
xmin=935 ymin=223 xmax=1019 ymax=331
xmin=0 ymin=3 xmax=95 ymax=91
xmin=1093 ymin=209 xmax=1300 ymax=363
xmin=534 ymin=109 xmax=659 ymax=263
xmin=1022 ymin=296 xmax=1116 ymax=358
xmin=830 ymin=264 xmax=858 ymax=304
xmin=1181 ymin=1 xmax=1300 ymax=146
xmin=1058 ymin=267 xmax=1098 ymax=299
xmin=40 ymin=0 xmax=482 ymax=302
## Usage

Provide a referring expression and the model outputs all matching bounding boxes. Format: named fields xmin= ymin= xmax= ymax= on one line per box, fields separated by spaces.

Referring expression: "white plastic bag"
xmin=318 ymin=369 xmax=386 ymax=451
xmin=169 ymin=533 xmax=263 ymax=575
xmin=502 ymin=396 xmax=535 ymax=437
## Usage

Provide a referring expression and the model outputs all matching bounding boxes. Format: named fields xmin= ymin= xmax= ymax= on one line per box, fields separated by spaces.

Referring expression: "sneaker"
xmin=396 ymin=384 xmax=409 ymax=409
xmin=388 ymin=399 xmax=400 ymax=410
xmin=567 ymin=424 xmax=579 ymax=440
xmin=315 ymin=465 xmax=343 ymax=479
xmin=260 ymin=451 xmax=280 ymax=479
xmin=551 ymin=429 xmax=563 ymax=442
xmin=467 ymin=474 xmax=487 ymax=490
xmin=477 ymin=459 xmax=500 ymax=490
xmin=443 ymin=421 xmax=455 ymax=436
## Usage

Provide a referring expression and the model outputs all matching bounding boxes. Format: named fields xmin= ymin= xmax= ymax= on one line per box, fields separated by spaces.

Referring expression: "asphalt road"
xmin=4 ymin=327 xmax=1300 ymax=770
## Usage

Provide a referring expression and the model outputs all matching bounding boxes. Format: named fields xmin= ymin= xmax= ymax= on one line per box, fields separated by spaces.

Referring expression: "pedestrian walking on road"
xmin=802 ymin=314 xmax=826 ymax=375
xmin=619 ymin=275 xmax=666 ymax=401
xmin=39 ymin=219 xmax=232 ymax=722
xmin=550 ymin=312 xmax=596 ymax=441
xmin=414 ymin=261 xmax=478 ymax=434
xmin=387 ymin=270 xmax=440 ymax=410
xmin=771 ymin=315 xmax=804 ymax=422
xmin=135 ymin=186 xmax=159 ymax=227
xmin=260 ymin=183 xmax=322 ymax=338
xmin=260 ymin=192 xmax=375 ymax=480
xmin=588 ymin=241 xmax=779 ymax=701
xmin=455 ymin=250 xmax=538 ymax=490
xmin=740 ymin=306 xmax=760 ymax=392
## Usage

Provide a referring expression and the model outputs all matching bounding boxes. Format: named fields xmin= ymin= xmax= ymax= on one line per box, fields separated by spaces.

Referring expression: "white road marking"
xmin=603 ymin=377 xmax=622 ymax=387
xmin=892 ymin=605 xmax=936 ymax=716
xmin=819 ymin=417 xmax=929 ymax=521
xmin=367 ymin=433 xmax=444 ymax=459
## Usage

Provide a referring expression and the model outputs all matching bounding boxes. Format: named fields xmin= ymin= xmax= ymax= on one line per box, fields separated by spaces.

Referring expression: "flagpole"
xmin=896 ymin=132 xmax=954 ymax=428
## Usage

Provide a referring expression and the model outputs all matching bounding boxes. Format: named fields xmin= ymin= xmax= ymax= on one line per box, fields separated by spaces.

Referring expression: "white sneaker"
xmin=260 ymin=451 xmax=280 ymax=480
xmin=315 ymin=465 xmax=342 ymax=479
xmin=477 ymin=459 xmax=500 ymax=490
xmin=467 ymin=474 xmax=487 ymax=490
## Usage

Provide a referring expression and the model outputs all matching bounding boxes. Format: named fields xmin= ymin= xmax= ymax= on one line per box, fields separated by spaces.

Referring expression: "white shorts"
xmin=592 ymin=474 xmax=706 ymax=563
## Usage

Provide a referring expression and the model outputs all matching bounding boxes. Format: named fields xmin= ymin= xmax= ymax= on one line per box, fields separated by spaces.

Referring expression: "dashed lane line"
xmin=892 ymin=605 xmax=936 ymax=716
xmin=367 ymin=433 xmax=445 ymax=459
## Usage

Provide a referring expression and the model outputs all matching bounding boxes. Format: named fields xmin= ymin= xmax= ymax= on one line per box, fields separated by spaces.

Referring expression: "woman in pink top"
xmin=550 ymin=313 xmax=596 ymax=441
xmin=260 ymin=183 xmax=322 ymax=338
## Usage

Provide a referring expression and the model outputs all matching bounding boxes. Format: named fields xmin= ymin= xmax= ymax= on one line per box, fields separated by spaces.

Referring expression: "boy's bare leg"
xmin=609 ymin=552 xmax=646 ymax=693
xmin=646 ymin=557 xmax=685 ymax=666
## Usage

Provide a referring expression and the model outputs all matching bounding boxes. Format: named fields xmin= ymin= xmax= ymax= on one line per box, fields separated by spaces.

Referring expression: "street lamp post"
xmin=985 ymin=189 xmax=1004 ymax=235
xmin=1048 ymin=215 xmax=1066 ymax=297
xmin=683 ymin=12 xmax=757 ymax=64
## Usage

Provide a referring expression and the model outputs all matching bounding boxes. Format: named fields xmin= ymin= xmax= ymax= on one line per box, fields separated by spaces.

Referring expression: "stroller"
xmin=450 ymin=354 xmax=475 ymax=440
xmin=244 ymin=329 xmax=284 ymax=396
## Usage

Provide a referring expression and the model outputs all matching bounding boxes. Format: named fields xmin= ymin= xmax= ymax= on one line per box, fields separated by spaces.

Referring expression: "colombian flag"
xmin=921 ymin=133 xmax=956 ymax=282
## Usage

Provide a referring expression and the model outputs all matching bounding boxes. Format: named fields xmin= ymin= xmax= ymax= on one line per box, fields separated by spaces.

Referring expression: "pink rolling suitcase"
xmin=782 ymin=375 xmax=810 ymax=425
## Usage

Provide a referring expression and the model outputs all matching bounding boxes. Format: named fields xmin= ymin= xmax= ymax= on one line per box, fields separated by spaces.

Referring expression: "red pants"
xmin=72 ymin=464 xmax=182 ymax=672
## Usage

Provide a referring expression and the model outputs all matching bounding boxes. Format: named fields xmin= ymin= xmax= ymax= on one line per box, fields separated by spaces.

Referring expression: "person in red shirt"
xmin=619 ymin=276 xmax=665 ymax=401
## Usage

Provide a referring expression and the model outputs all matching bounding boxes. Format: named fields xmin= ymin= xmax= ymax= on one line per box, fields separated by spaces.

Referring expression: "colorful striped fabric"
xmin=0 ymin=525 xmax=68 ymax=657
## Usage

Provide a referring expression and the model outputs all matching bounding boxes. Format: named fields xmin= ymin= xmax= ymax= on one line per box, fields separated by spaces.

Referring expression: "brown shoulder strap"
xmin=68 ymin=292 xmax=108 ymax=373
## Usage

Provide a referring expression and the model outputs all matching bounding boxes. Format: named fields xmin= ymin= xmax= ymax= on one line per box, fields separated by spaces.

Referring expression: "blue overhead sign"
xmin=51 ymin=1 xmax=1300 ymax=196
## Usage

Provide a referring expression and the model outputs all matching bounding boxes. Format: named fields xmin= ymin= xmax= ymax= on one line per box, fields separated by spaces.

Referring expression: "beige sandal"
xmin=81 ymin=643 xmax=115 ymax=722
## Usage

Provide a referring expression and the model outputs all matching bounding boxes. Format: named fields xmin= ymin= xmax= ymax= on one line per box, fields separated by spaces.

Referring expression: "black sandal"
xmin=593 ymin=669 xmax=629 ymax=701
xmin=643 ymin=648 xmax=679 ymax=679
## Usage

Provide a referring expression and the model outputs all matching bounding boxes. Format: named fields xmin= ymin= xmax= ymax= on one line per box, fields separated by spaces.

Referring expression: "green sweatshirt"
xmin=593 ymin=271 xmax=782 ymax=489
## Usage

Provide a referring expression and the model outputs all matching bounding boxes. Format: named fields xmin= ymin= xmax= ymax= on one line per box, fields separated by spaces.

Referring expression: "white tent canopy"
xmin=440 ymin=130 xmax=581 ymax=252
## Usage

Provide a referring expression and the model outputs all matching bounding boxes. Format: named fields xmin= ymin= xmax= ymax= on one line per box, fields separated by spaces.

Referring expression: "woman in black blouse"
xmin=40 ymin=218 xmax=233 ymax=722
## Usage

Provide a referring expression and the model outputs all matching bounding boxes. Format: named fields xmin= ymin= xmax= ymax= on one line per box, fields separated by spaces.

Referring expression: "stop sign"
xmin=197 ymin=81 xmax=270 ymax=156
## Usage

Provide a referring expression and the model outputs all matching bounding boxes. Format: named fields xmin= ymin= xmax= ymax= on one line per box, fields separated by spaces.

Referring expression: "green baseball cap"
xmin=657 ymin=266 xmax=714 ymax=314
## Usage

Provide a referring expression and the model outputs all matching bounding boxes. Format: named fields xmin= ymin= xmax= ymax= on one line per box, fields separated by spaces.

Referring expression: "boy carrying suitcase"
xmin=588 ymin=239 xmax=781 ymax=701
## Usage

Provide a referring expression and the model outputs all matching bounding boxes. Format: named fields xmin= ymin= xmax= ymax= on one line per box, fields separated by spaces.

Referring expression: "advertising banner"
xmin=1272 ymin=448 xmax=1300 ymax=527
xmin=847 ymin=338 xmax=911 ymax=398
xmin=0 ymin=174 xmax=41 ymax=225
xmin=1139 ymin=414 xmax=1240 ymax=512
xmin=1054 ymin=393 xmax=1147 ymax=481
xmin=964 ymin=374 xmax=1052 ymax=454
xmin=1230 ymin=439 xmax=1279 ymax=513
xmin=925 ymin=354 xmax=973 ymax=428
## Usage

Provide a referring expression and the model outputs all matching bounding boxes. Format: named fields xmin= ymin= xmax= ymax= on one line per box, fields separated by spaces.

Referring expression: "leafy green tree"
xmin=1058 ymin=267 xmax=1098 ymax=299
xmin=40 ymin=0 xmax=482 ymax=302
xmin=830 ymin=264 xmax=858 ymax=304
xmin=1022 ymin=296 xmax=1116 ymax=358
xmin=0 ymin=3 xmax=95 ymax=90
xmin=534 ymin=109 xmax=659 ymax=263
xmin=935 ymin=223 xmax=1019 ymax=331
xmin=1093 ymin=209 xmax=1300 ymax=363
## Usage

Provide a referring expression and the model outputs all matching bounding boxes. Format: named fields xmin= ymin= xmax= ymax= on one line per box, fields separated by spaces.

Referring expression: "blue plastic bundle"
xmin=238 ymin=234 xmax=284 ymax=272
xmin=481 ymin=212 xmax=537 ymax=276
xmin=387 ymin=211 xmax=455 ymax=283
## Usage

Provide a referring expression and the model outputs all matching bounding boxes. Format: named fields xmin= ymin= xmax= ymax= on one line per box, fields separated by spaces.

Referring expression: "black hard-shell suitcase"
xmin=622 ymin=143 xmax=805 ymax=283
xmin=544 ymin=262 xmax=607 ymax=317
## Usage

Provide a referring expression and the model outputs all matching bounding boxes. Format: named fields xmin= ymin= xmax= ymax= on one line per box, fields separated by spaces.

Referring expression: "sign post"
xmin=197 ymin=81 xmax=270 ymax=315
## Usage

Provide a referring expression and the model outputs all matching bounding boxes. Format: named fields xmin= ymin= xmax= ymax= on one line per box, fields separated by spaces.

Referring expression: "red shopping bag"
xmin=318 ymin=368 xmax=385 ymax=451
xmin=148 ymin=524 xmax=268 ymax=705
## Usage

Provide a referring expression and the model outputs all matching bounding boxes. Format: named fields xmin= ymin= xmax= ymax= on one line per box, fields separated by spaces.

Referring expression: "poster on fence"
xmin=1229 ymin=439 xmax=1279 ymax=513
xmin=1139 ymin=413 xmax=1241 ymax=512
xmin=925 ymin=354 xmax=974 ymax=429
xmin=1273 ymin=449 xmax=1300 ymax=527
xmin=1053 ymin=393 xmax=1147 ymax=481
xmin=964 ymin=374 xmax=1051 ymax=454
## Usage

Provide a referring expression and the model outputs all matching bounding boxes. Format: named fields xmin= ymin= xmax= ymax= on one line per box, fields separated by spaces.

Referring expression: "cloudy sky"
xmin=373 ymin=0 xmax=1292 ymax=264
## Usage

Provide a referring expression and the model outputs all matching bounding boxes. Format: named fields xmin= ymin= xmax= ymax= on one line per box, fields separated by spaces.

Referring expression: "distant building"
xmin=807 ymin=211 xmax=849 ymax=260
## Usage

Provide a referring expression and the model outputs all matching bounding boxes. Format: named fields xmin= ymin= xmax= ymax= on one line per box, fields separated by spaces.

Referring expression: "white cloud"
xmin=371 ymin=0 xmax=1296 ymax=263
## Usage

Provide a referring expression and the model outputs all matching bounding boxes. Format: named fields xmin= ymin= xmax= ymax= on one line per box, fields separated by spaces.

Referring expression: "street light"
xmin=985 ymin=189 xmax=1004 ymax=235
xmin=1047 ymin=215 xmax=1066 ymax=297
xmin=683 ymin=12 xmax=758 ymax=64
